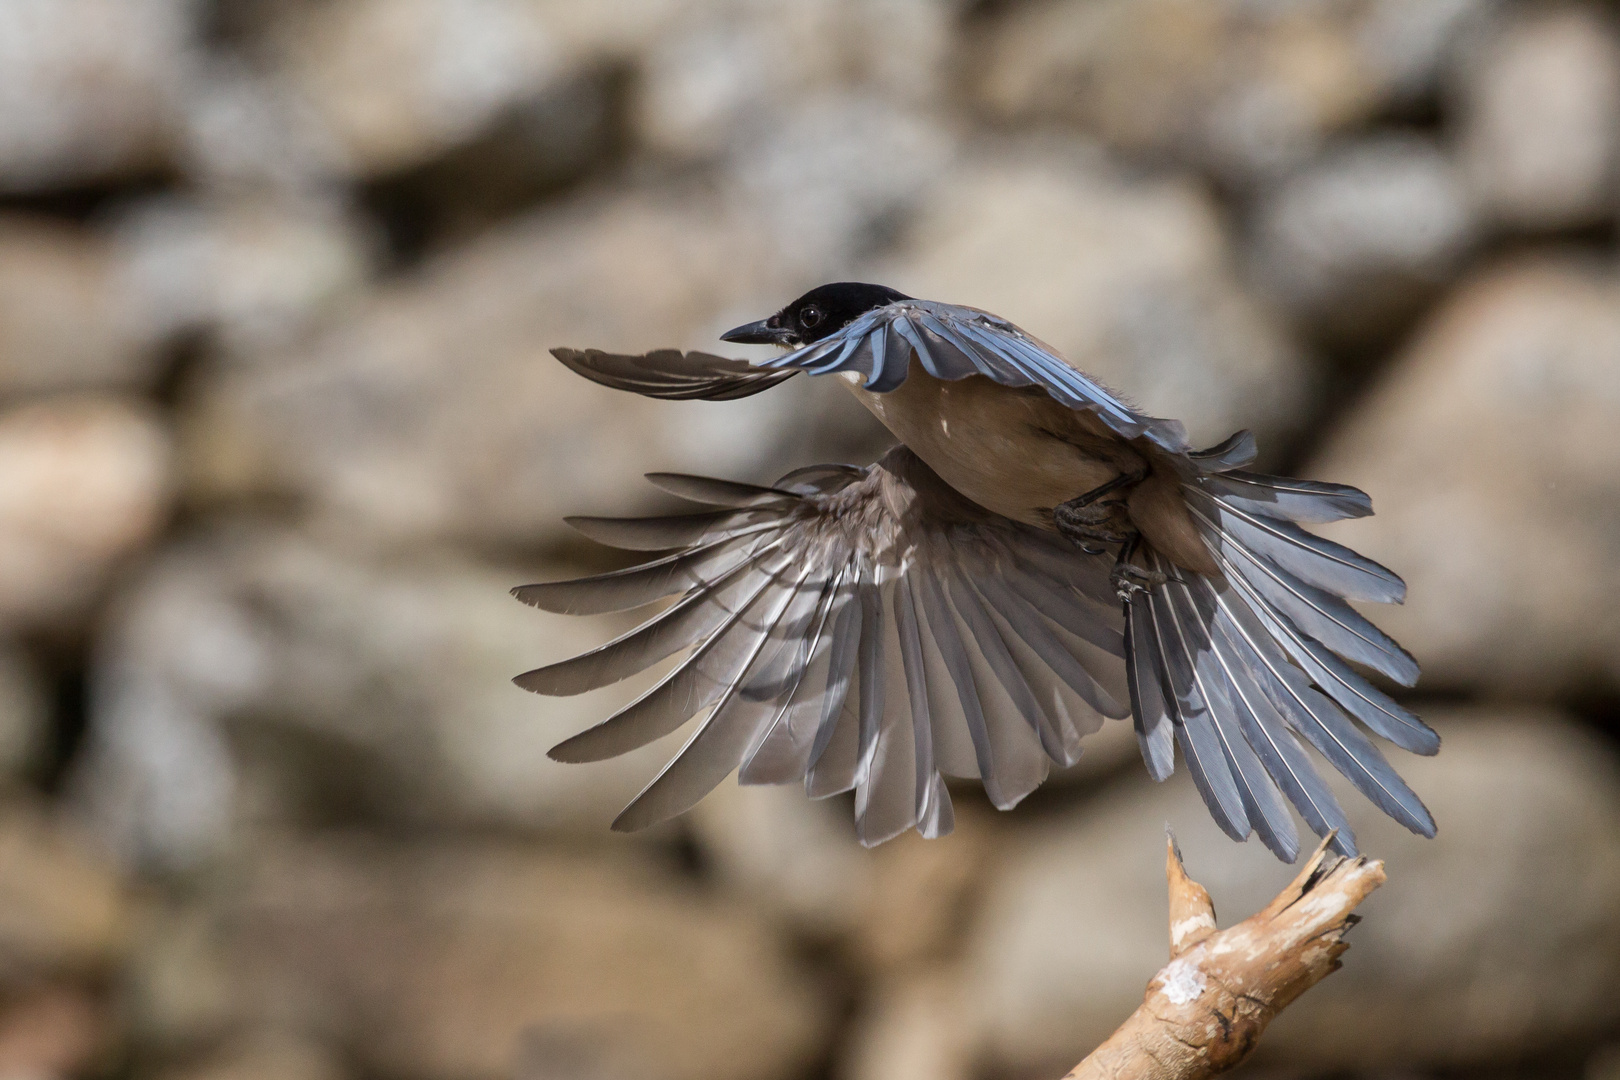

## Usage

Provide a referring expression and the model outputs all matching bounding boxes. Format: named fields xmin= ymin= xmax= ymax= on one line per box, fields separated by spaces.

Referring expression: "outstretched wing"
xmin=552 ymin=347 xmax=799 ymax=401
xmin=514 ymin=447 xmax=1130 ymax=846
xmin=751 ymin=299 xmax=1194 ymax=453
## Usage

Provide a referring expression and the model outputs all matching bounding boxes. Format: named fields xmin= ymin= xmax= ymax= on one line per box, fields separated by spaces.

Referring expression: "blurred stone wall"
xmin=0 ymin=2 xmax=1617 ymax=1080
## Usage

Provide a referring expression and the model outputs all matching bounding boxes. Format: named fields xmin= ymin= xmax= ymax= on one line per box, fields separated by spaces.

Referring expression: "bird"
xmin=515 ymin=282 xmax=1437 ymax=861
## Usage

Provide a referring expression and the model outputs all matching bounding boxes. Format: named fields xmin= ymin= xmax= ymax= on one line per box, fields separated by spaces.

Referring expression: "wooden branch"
xmin=1062 ymin=833 xmax=1386 ymax=1080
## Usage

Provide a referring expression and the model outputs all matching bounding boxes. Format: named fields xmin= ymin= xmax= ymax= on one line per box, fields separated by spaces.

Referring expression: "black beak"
xmin=720 ymin=318 xmax=794 ymax=346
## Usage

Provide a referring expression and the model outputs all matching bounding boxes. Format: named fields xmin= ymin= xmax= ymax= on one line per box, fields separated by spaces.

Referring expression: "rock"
xmin=972 ymin=0 xmax=1494 ymax=183
xmin=110 ymin=193 xmax=374 ymax=355
xmin=263 ymin=0 xmax=696 ymax=179
xmin=0 ymin=645 xmax=48 ymax=784
xmin=0 ymin=984 xmax=110 ymax=1079
xmin=0 ymin=216 xmax=159 ymax=395
xmin=154 ymin=1033 xmax=349 ymax=1080
xmin=73 ymin=523 xmax=713 ymax=868
xmin=1453 ymin=5 xmax=1620 ymax=232
xmin=0 ymin=0 xmax=188 ymax=192
xmin=727 ymin=93 xmax=956 ymax=278
xmin=0 ymin=799 xmax=130 ymax=980
xmin=634 ymin=0 xmax=953 ymax=162
xmin=128 ymin=836 xmax=831 ymax=1080
xmin=1309 ymin=258 xmax=1620 ymax=697
xmin=878 ymin=148 xmax=1306 ymax=449
xmin=691 ymin=782 xmax=997 ymax=969
xmin=182 ymin=187 xmax=887 ymax=547
xmin=841 ymin=970 xmax=975 ymax=1080
xmin=961 ymin=708 xmax=1620 ymax=1076
xmin=0 ymin=396 xmax=174 ymax=631
xmin=1248 ymin=134 xmax=1478 ymax=348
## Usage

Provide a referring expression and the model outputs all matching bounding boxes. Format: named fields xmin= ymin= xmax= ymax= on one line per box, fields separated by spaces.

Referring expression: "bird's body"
xmin=527 ymin=283 xmax=1437 ymax=860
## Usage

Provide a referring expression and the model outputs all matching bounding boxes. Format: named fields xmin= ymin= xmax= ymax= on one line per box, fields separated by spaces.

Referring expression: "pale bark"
xmin=1062 ymin=834 xmax=1385 ymax=1080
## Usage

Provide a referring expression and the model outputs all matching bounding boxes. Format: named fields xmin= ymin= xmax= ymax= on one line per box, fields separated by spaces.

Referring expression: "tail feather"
xmin=1123 ymin=470 xmax=1436 ymax=859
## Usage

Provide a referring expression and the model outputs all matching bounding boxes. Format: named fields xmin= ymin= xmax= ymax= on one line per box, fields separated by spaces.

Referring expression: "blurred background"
xmin=0 ymin=1 xmax=1618 ymax=1079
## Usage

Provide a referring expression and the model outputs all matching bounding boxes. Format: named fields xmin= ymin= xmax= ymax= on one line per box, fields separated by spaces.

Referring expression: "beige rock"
xmin=1454 ymin=5 xmax=1620 ymax=231
xmin=155 ymin=1033 xmax=349 ymax=1080
xmin=879 ymin=149 xmax=1306 ymax=448
xmin=693 ymin=782 xmax=999 ymax=969
xmin=268 ymin=0 xmax=698 ymax=178
xmin=0 ymin=396 xmax=174 ymax=629
xmin=183 ymin=186 xmax=885 ymax=546
xmin=1310 ymin=258 xmax=1620 ymax=696
xmin=0 ymin=0 xmax=187 ymax=191
xmin=75 ymin=523 xmax=702 ymax=867
xmin=841 ymin=969 xmax=975 ymax=1080
xmin=0 ymin=645 xmax=48 ymax=783
xmin=131 ymin=837 xmax=831 ymax=1080
xmin=962 ymin=708 xmax=1620 ymax=1075
xmin=0 ymin=984 xmax=109 ymax=1079
xmin=0 ymin=217 xmax=157 ymax=395
xmin=0 ymin=800 xmax=130 ymax=979
xmin=973 ymin=0 xmax=1490 ymax=181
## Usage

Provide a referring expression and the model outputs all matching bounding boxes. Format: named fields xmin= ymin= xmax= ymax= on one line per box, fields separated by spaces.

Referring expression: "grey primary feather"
xmin=552 ymin=347 xmax=798 ymax=400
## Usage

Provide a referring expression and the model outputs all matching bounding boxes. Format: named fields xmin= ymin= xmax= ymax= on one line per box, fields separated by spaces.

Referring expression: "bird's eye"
xmin=800 ymin=304 xmax=823 ymax=328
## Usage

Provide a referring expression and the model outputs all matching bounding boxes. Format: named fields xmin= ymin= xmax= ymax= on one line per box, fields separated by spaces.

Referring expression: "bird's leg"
xmin=1110 ymin=535 xmax=1167 ymax=603
xmin=1053 ymin=467 xmax=1147 ymax=553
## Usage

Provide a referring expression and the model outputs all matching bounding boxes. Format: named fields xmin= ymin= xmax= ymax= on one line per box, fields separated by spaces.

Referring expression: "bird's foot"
xmin=1054 ymin=499 xmax=1133 ymax=551
xmin=1111 ymin=560 xmax=1166 ymax=603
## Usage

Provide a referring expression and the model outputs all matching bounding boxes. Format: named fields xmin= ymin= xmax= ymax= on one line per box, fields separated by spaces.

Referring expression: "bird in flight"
xmin=516 ymin=283 xmax=1436 ymax=861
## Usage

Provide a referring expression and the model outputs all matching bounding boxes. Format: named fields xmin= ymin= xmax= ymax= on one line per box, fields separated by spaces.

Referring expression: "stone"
xmin=1248 ymin=134 xmax=1478 ymax=348
xmin=0 ymin=396 xmax=174 ymax=631
xmin=841 ymin=970 xmax=975 ymax=1080
xmin=73 ymin=523 xmax=706 ymax=868
xmin=128 ymin=836 xmax=831 ymax=1080
xmin=634 ymin=0 xmax=953 ymax=162
xmin=264 ymin=0 xmax=697 ymax=179
xmin=973 ymin=0 xmax=1494 ymax=183
xmin=691 ymin=781 xmax=997 ymax=969
xmin=0 ymin=799 xmax=130 ymax=980
xmin=182 ymin=186 xmax=887 ymax=547
xmin=961 ymin=708 xmax=1620 ymax=1076
xmin=1453 ymin=5 xmax=1620 ymax=231
xmin=153 ymin=1033 xmax=349 ymax=1080
xmin=877 ymin=148 xmax=1306 ymax=449
xmin=0 ymin=216 xmax=159 ymax=395
xmin=1309 ymin=258 xmax=1620 ymax=697
xmin=0 ymin=0 xmax=188 ymax=191
xmin=0 ymin=984 xmax=109 ymax=1079
xmin=110 ymin=193 xmax=374 ymax=356
xmin=0 ymin=645 xmax=48 ymax=784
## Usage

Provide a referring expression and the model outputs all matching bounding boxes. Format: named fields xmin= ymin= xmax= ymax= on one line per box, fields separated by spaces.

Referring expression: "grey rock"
xmin=0 ymin=396 xmax=174 ymax=631
xmin=1249 ymin=134 xmax=1478 ymax=347
xmin=877 ymin=147 xmax=1307 ymax=448
xmin=1453 ymin=5 xmax=1620 ymax=231
xmin=110 ymin=193 xmax=374 ymax=355
xmin=127 ymin=836 xmax=832 ymax=1080
xmin=963 ymin=708 xmax=1620 ymax=1075
xmin=0 ymin=216 xmax=159 ymax=395
xmin=0 ymin=0 xmax=188 ymax=191
xmin=74 ymin=523 xmax=702 ymax=868
xmin=182 ymin=186 xmax=886 ymax=547
xmin=973 ymin=0 xmax=1495 ymax=183
xmin=1310 ymin=257 xmax=1620 ymax=697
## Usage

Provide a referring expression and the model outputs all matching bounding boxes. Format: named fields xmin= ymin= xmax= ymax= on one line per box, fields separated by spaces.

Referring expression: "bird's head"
xmin=721 ymin=282 xmax=910 ymax=348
